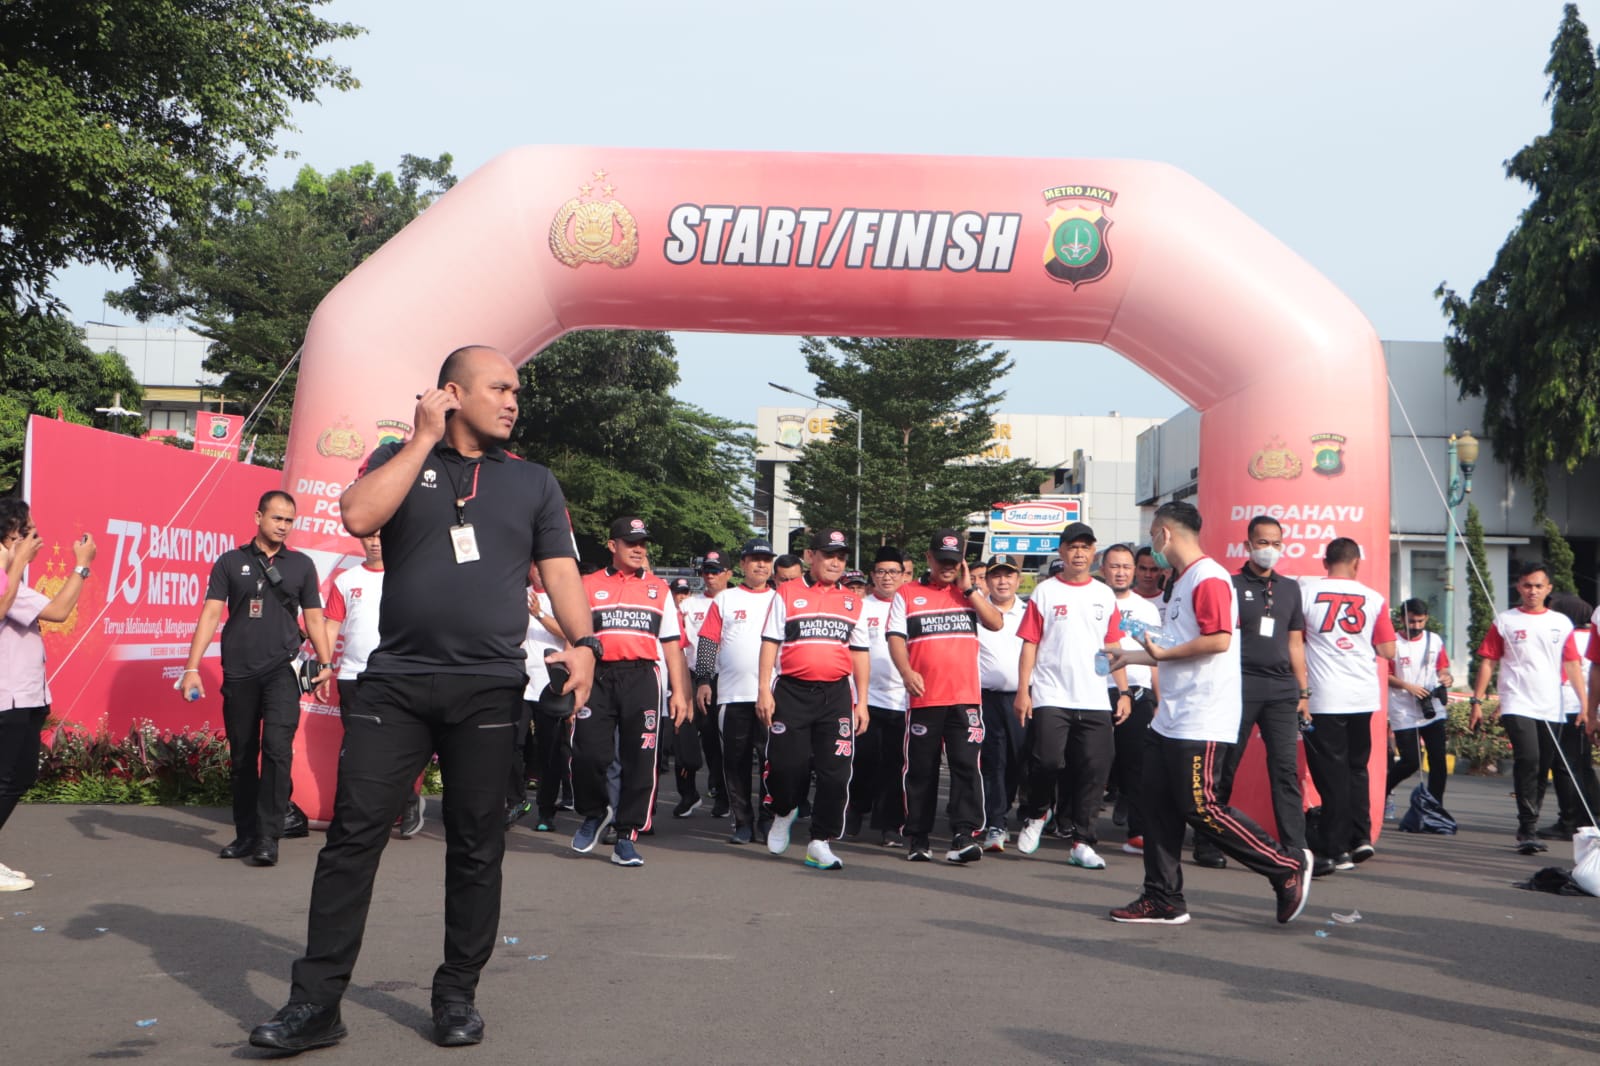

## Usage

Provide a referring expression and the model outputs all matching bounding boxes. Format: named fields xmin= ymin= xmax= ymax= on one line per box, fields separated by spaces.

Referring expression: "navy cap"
xmin=609 ymin=516 xmax=650 ymax=542
xmin=668 ymin=577 xmax=692 ymax=594
xmin=698 ymin=549 xmax=729 ymax=574
xmin=739 ymin=537 xmax=776 ymax=558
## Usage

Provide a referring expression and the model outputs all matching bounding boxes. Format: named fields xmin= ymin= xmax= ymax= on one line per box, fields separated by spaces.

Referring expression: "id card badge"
xmin=450 ymin=523 xmax=481 ymax=564
xmin=1259 ymin=616 xmax=1276 ymax=638
xmin=248 ymin=597 xmax=264 ymax=619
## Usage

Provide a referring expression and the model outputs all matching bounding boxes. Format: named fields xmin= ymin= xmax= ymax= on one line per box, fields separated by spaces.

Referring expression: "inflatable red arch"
xmin=282 ymin=147 xmax=1390 ymax=834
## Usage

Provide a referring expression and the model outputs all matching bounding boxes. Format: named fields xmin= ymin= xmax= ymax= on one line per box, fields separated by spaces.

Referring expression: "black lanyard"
xmin=443 ymin=459 xmax=481 ymax=525
xmin=1262 ymin=574 xmax=1275 ymax=615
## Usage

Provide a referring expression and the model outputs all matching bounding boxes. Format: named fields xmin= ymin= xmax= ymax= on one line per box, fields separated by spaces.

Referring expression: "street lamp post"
xmin=769 ymin=381 xmax=863 ymax=571
xmin=1441 ymin=430 xmax=1479 ymax=662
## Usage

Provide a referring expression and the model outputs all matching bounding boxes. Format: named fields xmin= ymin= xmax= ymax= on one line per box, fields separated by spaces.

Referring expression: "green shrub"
xmin=1445 ymin=698 xmax=1510 ymax=771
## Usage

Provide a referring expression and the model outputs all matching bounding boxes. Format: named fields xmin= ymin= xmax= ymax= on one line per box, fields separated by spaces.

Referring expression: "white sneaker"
xmin=804 ymin=839 xmax=843 ymax=870
xmin=982 ymin=827 xmax=1006 ymax=853
xmin=0 ymin=869 xmax=34 ymax=892
xmin=767 ymin=810 xmax=798 ymax=856
xmin=0 ymin=860 xmax=26 ymax=879
xmin=1018 ymin=817 xmax=1048 ymax=855
xmin=1068 ymin=842 xmax=1107 ymax=869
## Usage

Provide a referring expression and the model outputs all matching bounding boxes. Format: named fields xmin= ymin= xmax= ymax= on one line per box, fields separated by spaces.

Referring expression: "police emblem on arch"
xmin=549 ymin=170 xmax=638 ymax=270
xmin=1248 ymin=436 xmax=1303 ymax=480
xmin=1310 ymin=433 xmax=1347 ymax=476
xmin=1041 ymin=184 xmax=1116 ymax=289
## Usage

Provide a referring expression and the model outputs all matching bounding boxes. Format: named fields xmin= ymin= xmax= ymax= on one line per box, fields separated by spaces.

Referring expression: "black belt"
xmin=600 ymin=658 xmax=658 ymax=672
xmin=778 ymin=675 xmax=849 ymax=689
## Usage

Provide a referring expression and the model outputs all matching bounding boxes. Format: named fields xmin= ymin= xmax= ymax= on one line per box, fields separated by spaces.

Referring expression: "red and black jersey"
xmin=584 ymin=566 xmax=681 ymax=662
xmin=887 ymin=579 xmax=981 ymax=707
xmin=761 ymin=576 xmax=869 ymax=682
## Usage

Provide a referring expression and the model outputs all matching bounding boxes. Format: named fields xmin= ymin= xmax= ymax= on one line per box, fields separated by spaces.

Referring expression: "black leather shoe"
xmin=1537 ymin=823 xmax=1575 ymax=841
xmin=1192 ymin=849 xmax=1227 ymax=869
xmin=249 ymin=1001 xmax=347 ymax=1051
xmin=250 ymin=838 xmax=279 ymax=866
xmin=432 ymin=1002 xmax=485 ymax=1047
xmin=282 ymin=802 xmax=310 ymax=839
xmin=219 ymin=837 xmax=256 ymax=860
xmin=1312 ymin=854 xmax=1337 ymax=878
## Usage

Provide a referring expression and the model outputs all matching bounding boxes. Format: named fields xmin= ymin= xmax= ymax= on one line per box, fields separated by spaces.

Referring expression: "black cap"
xmin=928 ymin=528 xmax=964 ymax=562
xmin=668 ymin=577 xmax=692 ymax=593
xmin=698 ymin=549 xmax=729 ymax=574
xmin=983 ymin=555 xmax=1022 ymax=573
xmin=809 ymin=528 xmax=850 ymax=553
xmin=609 ymin=516 xmax=651 ymax=542
xmin=1047 ymin=558 xmax=1065 ymax=576
xmin=1060 ymin=521 xmax=1096 ymax=545
xmin=842 ymin=569 xmax=867 ymax=586
xmin=740 ymin=537 xmax=776 ymax=558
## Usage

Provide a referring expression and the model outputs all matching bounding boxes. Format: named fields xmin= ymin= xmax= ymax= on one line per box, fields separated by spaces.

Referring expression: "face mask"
xmin=1406 ymin=626 xmax=1427 ymax=639
xmin=1149 ymin=532 xmax=1170 ymax=572
xmin=1249 ymin=546 xmax=1282 ymax=571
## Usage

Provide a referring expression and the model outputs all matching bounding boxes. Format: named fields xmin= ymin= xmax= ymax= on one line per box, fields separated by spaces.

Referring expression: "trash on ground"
xmin=502 ymin=935 xmax=519 ymax=945
xmin=1314 ymin=930 xmax=1330 ymax=938
xmin=1330 ymin=910 xmax=1362 ymax=924
xmin=135 ymin=1019 xmax=157 ymax=1028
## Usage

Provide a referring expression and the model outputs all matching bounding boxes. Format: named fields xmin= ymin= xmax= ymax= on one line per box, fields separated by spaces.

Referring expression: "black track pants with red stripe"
xmin=571 ymin=661 xmax=661 ymax=836
xmin=763 ymin=676 xmax=854 ymax=842
xmin=1140 ymin=730 xmax=1302 ymax=909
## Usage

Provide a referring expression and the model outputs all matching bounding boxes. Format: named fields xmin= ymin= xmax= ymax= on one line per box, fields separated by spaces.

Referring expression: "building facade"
xmin=84 ymin=323 xmax=218 ymax=437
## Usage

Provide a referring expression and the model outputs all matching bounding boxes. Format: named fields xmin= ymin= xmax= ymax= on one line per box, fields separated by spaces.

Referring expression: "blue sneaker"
xmin=571 ymin=807 xmax=613 ymax=854
xmin=611 ymin=837 xmax=643 ymax=867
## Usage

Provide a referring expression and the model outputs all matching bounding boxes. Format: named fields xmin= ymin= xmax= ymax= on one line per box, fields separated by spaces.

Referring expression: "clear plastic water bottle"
xmin=1094 ymin=649 xmax=1112 ymax=676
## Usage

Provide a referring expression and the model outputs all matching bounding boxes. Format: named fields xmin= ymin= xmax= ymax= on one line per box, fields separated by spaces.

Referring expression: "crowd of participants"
xmin=3 ymin=344 xmax=1599 ymax=1054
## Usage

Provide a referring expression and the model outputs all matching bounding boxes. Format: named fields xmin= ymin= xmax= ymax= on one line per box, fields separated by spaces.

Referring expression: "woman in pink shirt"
xmin=0 ymin=500 xmax=95 ymax=892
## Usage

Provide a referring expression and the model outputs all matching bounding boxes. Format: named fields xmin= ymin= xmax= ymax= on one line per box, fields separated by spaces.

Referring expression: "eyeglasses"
xmin=871 ymin=568 xmax=902 ymax=576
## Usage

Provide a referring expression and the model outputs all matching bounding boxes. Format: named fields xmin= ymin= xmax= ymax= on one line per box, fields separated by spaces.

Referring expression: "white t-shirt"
xmin=1564 ymin=628 xmax=1592 ymax=717
xmin=861 ymin=593 xmax=908 ymax=711
xmin=326 ymin=563 xmax=385 ymax=681
xmin=1151 ymin=556 xmax=1241 ymax=743
xmin=1299 ymin=577 xmax=1396 ymax=715
xmin=1110 ymin=592 xmax=1161 ymax=692
xmin=1017 ymin=575 xmax=1123 ymax=710
xmin=1480 ymin=607 xmax=1578 ymax=722
xmin=1387 ymin=631 xmax=1449 ymax=730
xmin=978 ymin=597 xmax=1027 ymax=692
xmin=522 ymin=593 xmax=565 ymax=699
xmin=680 ymin=592 xmax=714 ymax=670
xmin=698 ymin=584 xmax=776 ymax=705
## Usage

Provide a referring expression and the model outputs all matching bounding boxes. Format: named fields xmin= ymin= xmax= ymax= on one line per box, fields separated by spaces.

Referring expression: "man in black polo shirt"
xmin=180 ymin=490 xmax=333 ymax=867
xmin=1193 ymin=514 xmax=1310 ymax=867
xmin=251 ymin=346 xmax=597 ymax=1053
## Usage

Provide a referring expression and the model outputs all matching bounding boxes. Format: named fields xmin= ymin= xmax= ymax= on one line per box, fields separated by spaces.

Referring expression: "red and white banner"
xmin=194 ymin=412 xmax=245 ymax=461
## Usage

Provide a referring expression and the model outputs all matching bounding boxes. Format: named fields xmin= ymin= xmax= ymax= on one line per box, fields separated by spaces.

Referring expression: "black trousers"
xmin=718 ymin=701 xmax=768 ymax=828
xmin=1551 ymin=715 xmax=1600 ymax=829
xmin=221 ymin=665 xmax=301 ymax=841
xmin=763 ymin=676 xmax=854 ymax=841
xmin=0 ymin=705 xmax=47 ymax=832
xmin=1302 ymin=712 xmax=1373 ymax=856
xmin=1502 ymin=714 xmax=1559 ymax=836
xmin=1140 ymin=732 xmax=1302 ymax=909
xmin=849 ymin=706 xmax=908 ymax=831
xmin=571 ymin=660 xmax=661 ymax=835
xmin=1111 ymin=689 xmax=1156 ymax=838
xmin=525 ymin=699 xmax=572 ymax=818
xmin=980 ymin=690 xmax=1025 ymax=831
xmin=1387 ymin=719 xmax=1448 ymax=802
xmin=678 ymin=678 xmax=724 ymax=799
xmin=1203 ymin=695 xmax=1307 ymax=852
xmin=903 ymin=705 xmax=986 ymax=839
xmin=291 ymin=672 xmax=522 ymax=1009
xmin=1022 ymin=706 xmax=1113 ymax=845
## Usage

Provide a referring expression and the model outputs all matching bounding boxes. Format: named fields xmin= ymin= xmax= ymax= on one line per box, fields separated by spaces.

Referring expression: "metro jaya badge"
xmin=1041 ymin=184 xmax=1116 ymax=289
xmin=1310 ymin=433 xmax=1347 ymax=477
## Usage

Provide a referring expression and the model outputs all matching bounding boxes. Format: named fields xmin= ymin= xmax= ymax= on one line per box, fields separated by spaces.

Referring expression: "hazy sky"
xmin=55 ymin=0 xmax=1576 ymax=424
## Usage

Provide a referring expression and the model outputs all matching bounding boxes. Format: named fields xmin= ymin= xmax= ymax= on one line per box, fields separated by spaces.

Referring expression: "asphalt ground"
xmin=2 ymin=773 xmax=1598 ymax=1065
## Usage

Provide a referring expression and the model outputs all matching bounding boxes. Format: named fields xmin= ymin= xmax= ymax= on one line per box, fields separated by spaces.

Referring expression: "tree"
xmin=0 ymin=0 xmax=361 ymax=310
xmin=1543 ymin=517 xmax=1579 ymax=595
xmin=1466 ymin=503 xmax=1495 ymax=686
xmin=784 ymin=337 xmax=1044 ymax=559
xmin=0 ymin=307 xmax=144 ymax=489
xmin=1437 ymin=4 xmax=1600 ymax=509
xmin=111 ymin=154 xmax=458 ymax=465
xmin=509 ymin=329 xmax=754 ymax=564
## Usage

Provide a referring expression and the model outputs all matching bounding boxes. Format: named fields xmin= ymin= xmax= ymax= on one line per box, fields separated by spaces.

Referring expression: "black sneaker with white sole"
xmin=673 ymin=794 xmax=702 ymax=818
xmin=906 ymin=836 xmax=933 ymax=862
xmin=1109 ymin=897 xmax=1190 ymax=924
xmin=946 ymin=836 xmax=982 ymax=864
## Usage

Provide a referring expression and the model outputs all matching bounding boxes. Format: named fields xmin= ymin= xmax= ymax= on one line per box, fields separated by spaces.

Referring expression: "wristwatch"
xmin=574 ymin=635 xmax=604 ymax=663
xmin=74 ymin=566 xmax=90 ymax=578
xmin=1115 ymin=688 xmax=1130 ymax=700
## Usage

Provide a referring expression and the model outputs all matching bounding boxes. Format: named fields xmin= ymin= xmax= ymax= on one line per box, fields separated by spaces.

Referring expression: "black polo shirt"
xmin=205 ymin=542 xmax=322 ymax=680
xmin=363 ymin=440 xmax=577 ymax=680
xmin=1232 ymin=566 xmax=1305 ymax=702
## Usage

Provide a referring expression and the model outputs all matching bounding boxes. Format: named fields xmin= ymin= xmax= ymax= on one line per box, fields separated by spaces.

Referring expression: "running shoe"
xmin=672 ymin=794 xmax=702 ymax=818
xmin=1351 ymin=843 xmax=1376 ymax=864
xmin=1122 ymin=836 xmax=1144 ymax=855
xmin=767 ymin=810 xmax=798 ymax=856
xmin=804 ymin=840 xmax=843 ymax=870
xmin=1018 ymin=817 xmax=1048 ymax=855
xmin=947 ymin=835 xmax=982 ymax=864
xmin=1274 ymin=849 xmax=1313 ymax=924
xmin=982 ymin=827 xmax=1006 ymax=853
xmin=611 ymin=838 xmax=643 ymax=867
xmin=906 ymin=836 xmax=933 ymax=862
xmin=1068 ymin=842 xmax=1107 ymax=869
xmin=398 ymin=794 xmax=426 ymax=839
xmin=1110 ymin=897 xmax=1189 ymax=924
xmin=571 ymin=807 xmax=613 ymax=854
xmin=729 ymin=823 xmax=754 ymax=845
xmin=503 ymin=798 xmax=532 ymax=829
